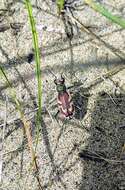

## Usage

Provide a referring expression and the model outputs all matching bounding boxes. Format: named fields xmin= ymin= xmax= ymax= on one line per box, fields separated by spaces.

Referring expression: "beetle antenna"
xmin=61 ymin=73 xmax=65 ymax=79
xmin=47 ymin=68 xmax=57 ymax=79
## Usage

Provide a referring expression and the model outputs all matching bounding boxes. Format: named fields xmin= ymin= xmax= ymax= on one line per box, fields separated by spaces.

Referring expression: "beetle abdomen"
xmin=58 ymin=92 xmax=74 ymax=117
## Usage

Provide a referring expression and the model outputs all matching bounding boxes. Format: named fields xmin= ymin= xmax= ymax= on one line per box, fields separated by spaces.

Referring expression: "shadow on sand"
xmin=79 ymin=92 xmax=125 ymax=190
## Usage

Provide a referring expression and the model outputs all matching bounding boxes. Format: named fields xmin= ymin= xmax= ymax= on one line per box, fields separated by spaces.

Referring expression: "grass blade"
xmin=0 ymin=66 xmax=34 ymax=160
xmin=0 ymin=66 xmax=43 ymax=188
xmin=85 ymin=0 xmax=125 ymax=28
xmin=25 ymin=0 xmax=42 ymax=149
xmin=56 ymin=0 xmax=65 ymax=14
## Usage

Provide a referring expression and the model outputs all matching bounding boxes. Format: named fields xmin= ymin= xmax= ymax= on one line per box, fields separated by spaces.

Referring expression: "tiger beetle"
xmin=46 ymin=68 xmax=88 ymax=121
xmin=54 ymin=75 xmax=74 ymax=119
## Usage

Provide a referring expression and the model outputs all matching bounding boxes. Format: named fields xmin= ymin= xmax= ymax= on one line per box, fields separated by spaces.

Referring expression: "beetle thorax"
xmin=56 ymin=83 xmax=66 ymax=93
xmin=54 ymin=75 xmax=67 ymax=93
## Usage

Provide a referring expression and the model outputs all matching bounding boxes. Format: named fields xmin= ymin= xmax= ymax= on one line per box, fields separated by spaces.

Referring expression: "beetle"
xmin=54 ymin=75 xmax=74 ymax=119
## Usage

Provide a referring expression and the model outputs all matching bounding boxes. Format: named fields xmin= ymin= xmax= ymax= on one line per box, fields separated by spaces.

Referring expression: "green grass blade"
xmin=0 ymin=66 xmax=21 ymax=112
xmin=0 ymin=66 xmax=38 ymax=168
xmin=25 ymin=0 xmax=42 ymax=148
xmin=56 ymin=0 xmax=65 ymax=14
xmin=85 ymin=0 xmax=125 ymax=28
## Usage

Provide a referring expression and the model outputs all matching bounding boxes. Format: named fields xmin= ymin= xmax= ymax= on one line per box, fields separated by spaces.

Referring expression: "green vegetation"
xmin=85 ymin=0 xmax=125 ymax=28
xmin=25 ymin=0 xmax=42 ymax=150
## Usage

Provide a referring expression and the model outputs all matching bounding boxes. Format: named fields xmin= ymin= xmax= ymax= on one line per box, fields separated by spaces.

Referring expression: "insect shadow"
xmin=72 ymin=85 xmax=90 ymax=120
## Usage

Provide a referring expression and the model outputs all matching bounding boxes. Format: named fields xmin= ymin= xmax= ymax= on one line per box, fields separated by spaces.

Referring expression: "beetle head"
xmin=54 ymin=75 xmax=66 ymax=93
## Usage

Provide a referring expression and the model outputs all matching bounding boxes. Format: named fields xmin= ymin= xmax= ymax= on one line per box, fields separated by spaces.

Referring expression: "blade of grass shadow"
xmin=25 ymin=0 xmax=42 ymax=151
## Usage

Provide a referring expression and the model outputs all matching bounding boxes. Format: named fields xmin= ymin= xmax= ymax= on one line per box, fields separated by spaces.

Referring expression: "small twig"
xmin=0 ymin=24 xmax=10 ymax=32
xmin=46 ymin=66 xmax=57 ymax=78
xmin=0 ymin=9 xmax=8 ymax=12
xmin=20 ymin=0 xmax=59 ymax=18
xmin=84 ymin=66 xmax=125 ymax=91
xmin=0 ymin=95 xmax=7 ymax=183
xmin=0 ymin=23 xmax=24 ymax=32
xmin=67 ymin=13 xmax=125 ymax=61
xmin=100 ymin=75 xmax=117 ymax=105
xmin=61 ymin=10 xmax=74 ymax=82
xmin=0 ymin=107 xmax=47 ymax=128
xmin=79 ymin=149 xmax=125 ymax=164
xmin=45 ymin=107 xmax=58 ymax=128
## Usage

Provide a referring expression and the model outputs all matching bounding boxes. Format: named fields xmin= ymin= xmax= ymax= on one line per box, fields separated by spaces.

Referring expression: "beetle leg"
xmin=54 ymin=110 xmax=60 ymax=119
xmin=68 ymin=103 xmax=74 ymax=113
xmin=57 ymin=99 xmax=62 ymax=105
xmin=67 ymin=92 xmax=72 ymax=102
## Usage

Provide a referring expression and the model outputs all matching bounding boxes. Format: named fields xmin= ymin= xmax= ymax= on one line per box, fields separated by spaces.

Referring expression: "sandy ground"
xmin=0 ymin=0 xmax=125 ymax=189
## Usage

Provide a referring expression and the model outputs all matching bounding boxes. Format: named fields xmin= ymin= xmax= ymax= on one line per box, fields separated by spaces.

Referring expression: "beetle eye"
xmin=54 ymin=79 xmax=57 ymax=84
xmin=60 ymin=75 xmax=65 ymax=83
